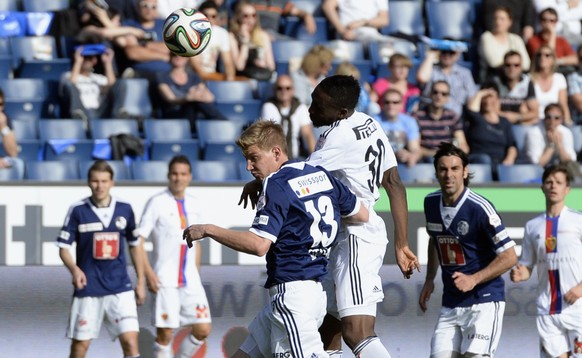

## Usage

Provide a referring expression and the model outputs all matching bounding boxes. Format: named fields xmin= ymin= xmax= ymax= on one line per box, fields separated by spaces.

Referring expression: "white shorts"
xmin=67 ymin=290 xmax=139 ymax=341
xmin=240 ymin=280 xmax=327 ymax=358
xmin=431 ymin=301 xmax=505 ymax=357
xmin=153 ymin=285 xmax=212 ymax=328
xmin=537 ymin=307 xmax=582 ymax=358
xmin=325 ymin=233 xmax=385 ymax=318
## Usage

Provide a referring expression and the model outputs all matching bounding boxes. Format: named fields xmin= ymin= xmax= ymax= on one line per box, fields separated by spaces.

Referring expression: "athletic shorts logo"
xmin=456 ymin=220 xmax=469 ymax=236
xmin=574 ymin=336 xmax=582 ymax=353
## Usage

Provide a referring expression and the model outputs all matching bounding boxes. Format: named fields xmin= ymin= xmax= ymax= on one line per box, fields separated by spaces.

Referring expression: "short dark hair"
xmin=199 ymin=0 xmax=219 ymax=12
xmin=542 ymin=163 xmax=573 ymax=186
xmin=316 ymin=75 xmax=361 ymax=110
xmin=169 ymin=155 xmax=192 ymax=173
xmin=431 ymin=80 xmax=450 ymax=92
xmin=433 ymin=142 xmax=472 ymax=186
xmin=544 ymin=103 xmax=563 ymax=117
xmin=503 ymin=50 xmax=522 ymax=62
xmin=480 ymin=81 xmax=500 ymax=95
xmin=88 ymin=160 xmax=114 ymax=180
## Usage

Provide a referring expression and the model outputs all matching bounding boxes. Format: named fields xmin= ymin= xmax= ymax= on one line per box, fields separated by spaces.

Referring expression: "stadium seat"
xmin=191 ymin=160 xmax=239 ymax=182
xmin=22 ymin=0 xmax=71 ymax=12
xmin=195 ymin=120 xmax=246 ymax=148
xmin=380 ymin=1 xmax=425 ymax=36
xmin=369 ymin=40 xmax=418 ymax=76
xmin=214 ymin=101 xmax=262 ymax=123
xmin=325 ymin=40 xmax=365 ymax=61
xmin=497 ymin=164 xmax=543 ymax=184
xmin=131 ymin=161 xmax=169 ymax=182
xmin=11 ymin=119 xmax=38 ymax=140
xmin=38 ymin=119 xmax=86 ymax=140
xmin=272 ymin=39 xmax=316 ymax=75
xmin=0 ymin=56 xmax=12 ymax=78
xmin=0 ymin=78 xmax=48 ymax=120
xmin=149 ymin=140 xmax=200 ymax=163
xmin=43 ymin=139 xmax=95 ymax=161
xmin=511 ymin=124 xmax=531 ymax=164
xmin=111 ymin=78 xmax=153 ymax=119
xmin=15 ymin=139 xmax=43 ymax=161
xmin=206 ymin=80 xmax=256 ymax=101
xmin=397 ymin=164 xmax=436 ymax=184
xmin=469 ymin=163 xmax=493 ymax=183
xmin=143 ymin=118 xmax=193 ymax=141
xmin=238 ymin=161 xmax=254 ymax=181
xmin=0 ymin=0 xmax=19 ymax=11
xmin=0 ymin=159 xmax=24 ymax=181
xmin=79 ymin=160 xmax=131 ymax=181
xmin=9 ymin=36 xmax=58 ymax=68
xmin=90 ymin=119 xmax=140 ymax=139
xmin=203 ymin=142 xmax=244 ymax=162
xmin=425 ymin=1 xmax=474 ymax=40
xmin=571 ymin=125 xmax=582 ymax=153
xmin=17 ymin=58 xmax=71 ymax=81
xmin=25 ymin=160 xmax=81 ymax=181
xmin=283 ymin=17 xmax=329 ymax=42
xmin=289 ymin=0 xmax=323 ymax=16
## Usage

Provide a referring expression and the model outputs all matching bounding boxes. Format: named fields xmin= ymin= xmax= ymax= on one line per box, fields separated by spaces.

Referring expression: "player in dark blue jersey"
xmin=183 ymin=120 xmax=369 ymax=358
xmin=418 ymin=142 xmax=517 ymax=358
xmin=57 ymin=160 xmax=145 ymax=358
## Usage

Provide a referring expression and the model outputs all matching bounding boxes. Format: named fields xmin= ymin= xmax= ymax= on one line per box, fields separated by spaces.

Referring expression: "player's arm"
xmin=382 ymin=167 xmax=420 ymax=277
xmin=419 ymin=237 xmax=439 ymax=312
xmin=139 ymin=236 xmax=160 ymax=293
xmin=128 ymin=237 xmax=146 ymax=305
xmin=184 ymin=224 xmax=272 ymax=257
xmin=59 ymin=247 xmax=87 ymax=290
xmin=510 ymin=263 xmax=533 ymax=283
xmin=452 ymin=246 xmax=517 ymax=293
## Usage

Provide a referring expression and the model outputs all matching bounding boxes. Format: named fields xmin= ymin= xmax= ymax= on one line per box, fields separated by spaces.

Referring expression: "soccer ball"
xmin=162 ymin=8 xmax=212 ymax=57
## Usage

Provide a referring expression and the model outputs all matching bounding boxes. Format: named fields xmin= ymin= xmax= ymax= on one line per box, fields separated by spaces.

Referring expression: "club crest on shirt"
xmin=489 ymin=214 xmax=501 ymax=227
xmin=456 ymin=220 xmax=469 ymax=236
xmin=545 ymin=235 xmax=557 ymax=252
xmin=115 ymin=216 xmax=127 ymax=230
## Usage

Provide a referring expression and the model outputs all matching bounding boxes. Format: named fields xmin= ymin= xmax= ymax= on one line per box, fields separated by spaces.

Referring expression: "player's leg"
xmin=118 ymin=331 xmax=140 ymax=357
xmin=538 ymin=313 xmax=573 ymax=358
xmin=239 ymin=305 xmax=272 ymax=358
xmin=460 ymin=302 xmax=505 ymax=357
xmin=176 ymin=285 xmax=212 ymax=358
xmin=430 ymin=307 xmax=463 ymax=358
xmin=319 ymin=313 xmax=343 ymax=356
xmin=67 ymin=296 xmax=104 ymax=358
xmin=70 ymin=339 xmax=91 ymax=358
xmin=151 ymin=287 xmax=180 ymax=357
xmin=102 ymin=291 xmax=140 ymax=357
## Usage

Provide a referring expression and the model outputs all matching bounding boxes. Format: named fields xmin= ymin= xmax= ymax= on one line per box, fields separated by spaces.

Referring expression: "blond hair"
xmin=236 ymin=120 xmax=288 ymax=156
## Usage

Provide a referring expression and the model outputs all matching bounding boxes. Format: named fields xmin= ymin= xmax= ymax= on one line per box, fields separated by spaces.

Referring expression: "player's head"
xmin=236 ymin=120 xmax=288 ymax=180
xmin=541 ymin=163 xmax=573 ymax=204
xmin=168 ymin=155 xmax=192 ymax=195
xmin=309 ymin=75 xmax=360 ymax=127
xmin=433 ymin=142 xmax=472 ymax=193
xmin=87 ymin=160 xmax=114 ymax=203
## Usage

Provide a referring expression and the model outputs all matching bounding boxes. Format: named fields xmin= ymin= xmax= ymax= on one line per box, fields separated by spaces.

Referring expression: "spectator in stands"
xmin=190 ymin=0 xmax=236 ymax=81
xmin=482 ymin=0 xmax=535 ymax=41
xmin=116 ymin=0 xmax=171 ymax=78
xmin=156 ymin=0 xmax=198 ymax=19
xmin=465 ymin=84 xmax=518 ymax=180
xmin=567 ymin=46 xmax=582 ymax=124
xmin=250 ymin=0 xmax=317 ymax=40
xmin=291 ymin=44 xmax=334 ymax=106
xmin=334 ymin=61 xmax=380 ymax=116
xmin=76 ymin=1 xmax=145 ymax=46
xmin=526 ymin=8 xmax=578 ymax=70
xmin=478 ymin=6 xmax=530 ymax=83
xmin=530 ymin=45 xmax=572 ymax=125
xmin=533 ymin=0 xmax=582 ymax=46
xmin=322 ymin=0 xmax=391 ymax=43
xmin=229 ymin=0 xmax=275 ymax=81
xmin=416 ymin=49 xmax=477 ymax=117
xmin=260 ymin=75 xmax=316 ymax=159
xmin=60 ymin=46 xmax=117 ymax=122
xmin=375 ymin=88 xmax=422 ymax=167
xmin=524 ymin=103 xmax=577 ymax=167
xmin=492 ymin=50 xmax=540 ymax=125
xmin=0 ymin=89 xmax=22 ymax=172
xmin=157 ymin=52 xmax=227 ymax=132
xmin=414 ymin=81 xmax=469 ymax=162
xmin=373 ymin=53 xmax=420 ymax=114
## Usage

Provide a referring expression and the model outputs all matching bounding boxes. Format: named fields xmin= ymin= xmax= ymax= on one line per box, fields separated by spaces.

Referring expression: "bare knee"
xmin=340 ymin=315 xmax=377 ymax=349
xmin=70 ymin=339 xmax=90 ymax=358
xmin=190 ymin=322 xmax=212 ymax=341
xmin=319 ymin=314 xmax=342 ymax=351
xmin=156 ymin=327 xmax=174 ymax=346
xmin=119 ymin=331 xmax=140 ymax=356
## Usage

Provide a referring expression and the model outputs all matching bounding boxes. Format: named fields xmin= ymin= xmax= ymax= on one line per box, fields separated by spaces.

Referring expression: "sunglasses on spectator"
xmin=537 ymin=52 xmax=554 ymax=58
xmin=241 ymin=12 xmax=256 ymax=18
xmin=541 ymin=17 xmax=557 ymax=23
xmin=140 ymin=3 xmax=157 ymax=9
xmin=432 ymin=90 xmax=450 ymax=97
xmin=441 ymin=50 xmax=455 ymax=55
xmin=384 ymin=99 xmax=402 ymax=105
xmin=544 ymin=114 xmax=562 ymax=120
xmin=277 ymin=86 xmax=292 ymax=91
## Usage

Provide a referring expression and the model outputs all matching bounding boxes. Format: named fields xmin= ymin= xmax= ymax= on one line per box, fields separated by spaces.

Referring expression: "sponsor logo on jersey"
xmin=93 ymin=232 xmax=120 ymax=260
xmin=59 ymin=230 xmax=70 ymax=240
xmin=456 ymin=220 xmax=469 ymax=236
xmin=437 ymin=236 xmax=466 ymax=266
xmin=78 ymin=222 xmax=104 ymax=232
xmin=115 ymin=216 xmax=127 ymax=230
xmin=493 ymin=229 xmax=509 ymax=244
xmin=253 ymin=215 xmax=269 ymax=226
xmin=489 ymin=214 xmax=501 ymax=227
xmin=288 ymin=172 xmax=333 ymax=198
xmin=427 ymin=222 xmax=443 ymax=231
xmin=352 ymin=117 xmax=378 ymax=140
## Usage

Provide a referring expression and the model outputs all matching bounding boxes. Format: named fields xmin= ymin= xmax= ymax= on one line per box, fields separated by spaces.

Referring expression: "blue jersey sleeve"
xmin=57 ymin=205 xmax=80 ymax=247
xmin=251 ymin=179 xmax=289 ymax=242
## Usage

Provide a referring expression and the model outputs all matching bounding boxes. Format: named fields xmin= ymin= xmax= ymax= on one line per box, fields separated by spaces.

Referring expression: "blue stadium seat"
xmin=511 ymin=124 xmax=531 ymax=164
xmin=191 ymin=161 xmax=239 ymax=182
xmin=79 ymin=160 xmax=131 ymax=181
xmin=325 ymin=40 xmax=365 ymax=61
xmin=195 ymin=120 xmax=246 ymax=148
xmin=131 ymin=161 xmax=169 ymax=182
xmin=11 ymin=119 xmax=38 ymax=140
xmin=15 ymin=139 xmax=43 ymax=161
xmin=17 ymin=58 xmax=71 ymax=81
xmin=206 ymin=80 xmax=256 ymax=101
xmin=380 ymin=1 xmax=425 ymax=36
xmin=0 ymin=159 xmax=24 ymax=181
xmin=111 ymin=78 xmax=153 ymax=119
xmin=149 ymin=140 xmax=200 ymax=163
xmin=0 ymin=78 xmax=48 ymax=120
xmin=43 ymin=139 xmax=95 ymax=161
xmin=369 ymin=40 xmax=418 ymax=76
xmin=425 ymin=1 xmax=474 ymax=40
xmin=143 ymin=118 xmax=192 ymax=141
xmin=397 ymin=164 xmax=436 ymax=184
xmin=39 ymin=119 xmax=86 ymax=140
xmin=469 ymin=163 xmax=493 ymax=183
xmin=571 ymin=125 xmax=582 ymax=153
xmin=497 ymin=164 xmax=543 ymax=184
xmin=9 ymin=36 xmax=58 ymax=69
xmin=0 ymin=55 xmax=12 ymax=78
xmin=90 ymin=119 xmax=140 ymax=139
xmin=214 ymin=101 xmax=262 ymax=123
xmin=203 ymin=142 xmax=243 ymax=162
xmin=25 ymin=160 xmax=81 ymax=181
xmin=0 ymin=0 xmax=20 ymax=11
xmin=238 ymin=161 xmax=254 ymax=181
xmin=272 ymin=40 xmax=316 ymax=75
xmin=22 ymin=0 xmax=71 ymax=12
xmin=283 ymin=17 xmax=329 ymax=42
xmin=289 ymin=0 xmax=323 ymax=16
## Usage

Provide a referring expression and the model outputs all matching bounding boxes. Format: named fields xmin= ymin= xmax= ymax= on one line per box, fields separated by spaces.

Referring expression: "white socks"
xmin=176 ymin=334 xmax=204 ymax=358
xmin=352 ymin=336 xmax=391 ymax=358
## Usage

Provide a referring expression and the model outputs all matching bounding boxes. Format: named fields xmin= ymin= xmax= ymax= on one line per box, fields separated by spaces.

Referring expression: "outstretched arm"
xmin=184 ymin=224 xmax=271 ymax=256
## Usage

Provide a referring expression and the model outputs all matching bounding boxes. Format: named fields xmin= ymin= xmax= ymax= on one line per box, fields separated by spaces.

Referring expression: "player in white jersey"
xmin=185 ymin=120 xmax=370 ymax=358
xmin=57 ymin=160 xmax=145 ymax=358
xmin=306 ymin=75 xmax=420 ymax=357
xmin=138 ymin=155 xmax=212 ymax=358
xmin=419 ymin=142 xmax=517 ymax=358
xmin=511 ymin=163 xmax=582 ymax=358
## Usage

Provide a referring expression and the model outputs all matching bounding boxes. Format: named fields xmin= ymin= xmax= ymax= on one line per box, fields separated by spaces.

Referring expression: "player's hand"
xmin=452 ymin=271 xmax=476 ymax=292
xmin=72 ymin=268 xmax=87 ymax=290
xmin=419 ymin=280 xmax=434 ymax=312
xmin=145 ymin=270 xmax=160 ymax=294
xmin=510 ymin=264 xmax=530 ymax=283
xmin=564 ymin=284 xmax=582 ymax=305
xmin=395 ymin=246 xmax=421 ymax=279
xmin=183 ymin=224 xmax=206 ymax=248
xmin=238 ymin=179 xmax=262 ymax=209
xmin=135 ymin=282 xmax=146 ymax=305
